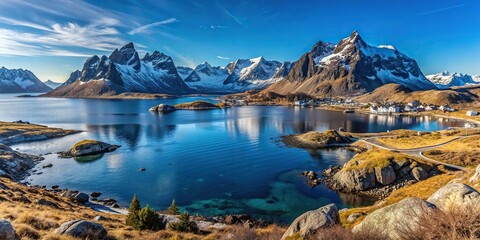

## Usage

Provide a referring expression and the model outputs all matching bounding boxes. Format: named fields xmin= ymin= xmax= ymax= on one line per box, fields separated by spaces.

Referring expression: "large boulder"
xmin=375 ymin=165 xmax=396 ymax=185
xmin=149 ymin=104 xmax=176 ymax=113
xmin=353 ymin=197 xmax=435 ymax=239
xmin=411 ymin=167 xmax=428 ymax=181
xmin=54 ymin=220 xmax=107 ymax=239
xmin=331 ymin=169 xmax=376 ymax=191
xmin=281 ymin=203 xmax=339 ymax=240
xmin=469 ymin=164 xmax=480 ymax=183
xmin=0 ymin=219 xmax=16 ymax=240
xmin=427 ymin=183 xmax=480 ymax=211
xmin=158 ymin=214 xmax=180 ymax=229
xmin=60 ymin=140 xmax=120 ymax=157
xmin=74 ymin=192 xmax=89 ymax=203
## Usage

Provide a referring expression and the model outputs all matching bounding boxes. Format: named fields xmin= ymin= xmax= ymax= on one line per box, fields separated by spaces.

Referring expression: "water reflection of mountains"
xmin=86 ymin=124 xmax=177 ymax=148
xmin=83 ymin=108 xmax=462 ymax=148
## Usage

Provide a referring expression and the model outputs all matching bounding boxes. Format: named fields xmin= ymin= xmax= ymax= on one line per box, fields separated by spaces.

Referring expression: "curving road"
xmin=357 ymin=136 xmax=473 ymax=171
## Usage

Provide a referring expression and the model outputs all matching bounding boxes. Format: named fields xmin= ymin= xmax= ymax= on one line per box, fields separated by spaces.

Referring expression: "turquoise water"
xmin=0 ymin=94 xmax=463 ymax=223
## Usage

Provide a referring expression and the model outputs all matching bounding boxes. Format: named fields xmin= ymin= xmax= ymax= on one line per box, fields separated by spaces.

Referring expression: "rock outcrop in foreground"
xmin=353 ymin=197 xmax=436 ymax=239
xmin=284 ymin=181 xmax=480 ymax=240
xmin=54 ymin=220 xmax=107 ymax=239
xmin=60 ymin=140 xmax=120 ymax=158
xmin=281 ymin=204 xmax=339 ymax=240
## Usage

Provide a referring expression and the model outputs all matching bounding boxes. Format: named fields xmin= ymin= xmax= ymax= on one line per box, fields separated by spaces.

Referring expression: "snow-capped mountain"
xmin=45 ymin=43 xmax=192 ymax=97
xmin=426 ymin=71 xmax=480 ymax=89
xmin=43 ymin=80 xmax=62 ymax=89
xmin=176 ymin=66 xmax=193 ymax=80
xmin=184 ymin=62 xmax=229 ymax=92
xmin=266 ymin=31 xmax=436 ymax=96
xmin=0 ymin=67 xmax=51 ymax=93
xmin=179 ymin=58 xmax=293 ymax=93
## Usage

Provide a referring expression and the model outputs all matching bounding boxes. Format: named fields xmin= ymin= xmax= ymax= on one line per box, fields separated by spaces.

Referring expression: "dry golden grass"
xmin=342 ymin=149 xmax=430 ymax=171
xmin=424 ymin=136 xmax=480 ymax=167
xmin=0 ymin=121 xmax=78 ymax=144
xmin=376 ymin=129 xmax=462 ymax=149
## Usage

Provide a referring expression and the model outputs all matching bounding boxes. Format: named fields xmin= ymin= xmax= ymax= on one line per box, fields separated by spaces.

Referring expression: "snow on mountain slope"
xmin=180 ymin=58 xmax=293 ymax=93
xmin=45 ymin=43 xmax=191 ymax=97
xmin=426 ymin=71 xmax=480 ymax=89
xmin=176 ymin=66 xmax=193 ymax=80
xmin=43 ymin=80 xmax=62 ymax=89
xmin=266 ymin=31 xmax=436 ymax=97
xmin=0 ymin=67 xmax=51 ymax=93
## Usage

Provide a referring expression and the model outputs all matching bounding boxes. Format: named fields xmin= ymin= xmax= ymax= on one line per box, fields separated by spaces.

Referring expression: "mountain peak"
xmin=109 ymin=42 xmax=141 ymax=71
xmin=334 ymin=30 xmax=367 ymax=54
xmin=121 ymin=42 xmax=135 ymax=50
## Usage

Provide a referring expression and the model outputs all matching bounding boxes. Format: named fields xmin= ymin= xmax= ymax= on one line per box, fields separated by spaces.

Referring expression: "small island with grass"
xmin=282 ymin=130 xmax=354 ymax=149
xmin=59 ymin=140 xmax=120 ymax=158
xmin=149 ymin=100 xmax=227 ymax=114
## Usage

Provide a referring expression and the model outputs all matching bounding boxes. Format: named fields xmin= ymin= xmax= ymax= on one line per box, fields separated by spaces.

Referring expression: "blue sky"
xmin=0 ymin=0 xmax=479 ymax=82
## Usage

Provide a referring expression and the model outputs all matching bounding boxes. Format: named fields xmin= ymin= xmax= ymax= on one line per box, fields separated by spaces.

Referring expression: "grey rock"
xmin=347 ymin=213 xmax=363 ymax=223
xmin=375 ymin=165 xmax=396 ymax=185
xmin=195 ymin=221 xmax=226 ymax=231
xmin=332 ymin=169 xmax=376 ymax=191
xmin=427 ymin=183 xmax=480 ymax=211
xmin=149 ymin=104 xmax=176 ymax=113
xmin=42 ymin=163 xmax=53 ymax=168
xmin=93 ymin=216 xmax=107 ymax=221
xmin=353 ymin=197 xmax=435 ymax=239
xmin=35 ymin=198 xmax=59 ymax=208
xmin=411 ymin=167 xmax=428 ymax=181
xmin=281 ymin=203 xmax=339 ymax=240
xmin=90 ymin=192 xmax=101 ymax=198
xmin=54 ymin=220 xmax=107 ymax=239
xmin=158 ymin=214 xmax=180 ymax=229
xmin=0 ymin=219 xmax=16 ymax=240
xmin=74 ymin=193 xmax=89 ymax=203
xmin=469 ymin=164 xmax=480 ymax=183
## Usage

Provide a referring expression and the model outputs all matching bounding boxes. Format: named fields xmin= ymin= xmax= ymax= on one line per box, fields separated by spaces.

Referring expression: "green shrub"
xmin=137 ymin=204 xmax=162 ymax=230
xmin=126 ymin=195 xmax=162 ymax=230
xmin=169 ymin=212 xmax=198 ymax=233
xmin=167 ymin=199 xmax=180 ymax=215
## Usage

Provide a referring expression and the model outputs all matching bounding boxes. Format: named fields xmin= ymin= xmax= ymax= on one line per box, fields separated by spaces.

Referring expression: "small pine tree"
xmin=126 ymin=194 xmax=141 ymax=228
xmin=169 ymin=211 xmax=198 ymax=233
xmin=167 ymin=199 xmax=180 ymax=215
xmin=137 ymin=204 xmax=161 ymax=230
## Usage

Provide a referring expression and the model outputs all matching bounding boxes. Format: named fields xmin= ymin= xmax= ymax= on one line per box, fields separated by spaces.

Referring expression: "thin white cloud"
xmin=217 ymin=55 xmax=230 ymax=60
xmin=200 ymin=25 xmax=228 ymax=30
xmin=128 ymin=18 xmax=178 ymax=35
xmin=0 ymin=21 xmax=124 ymax=57
xmin=0 ymin=16 xmax=52 ymax=32
xmin=215 ymin=3 xmax=246 ymax=27
xmin=415 ymin=3 xmax=467 ymax=16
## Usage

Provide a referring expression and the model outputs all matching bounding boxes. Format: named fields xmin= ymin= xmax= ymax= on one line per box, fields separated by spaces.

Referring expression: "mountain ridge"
xmin=0 ymin=67 xmax=51 ymax=93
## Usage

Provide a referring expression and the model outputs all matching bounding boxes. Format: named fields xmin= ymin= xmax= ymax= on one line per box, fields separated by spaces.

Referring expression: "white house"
xmin=388 ymin=106 xmax=401 ymax=113
xmin=439 ymin=105 xmax=455 ymax=112
xmin=417 ymin=105 xmax=425 ymax=112
xmin=425 ymin=105 xmax=437 ymax=111
xmin=467 ymin=110 xmax=479 ymax=116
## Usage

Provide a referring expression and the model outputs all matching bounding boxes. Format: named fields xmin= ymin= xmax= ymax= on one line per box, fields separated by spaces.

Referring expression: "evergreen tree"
xmin=167 ymin=199 xmax=180 ymax=215
xmin=126 ymin=194 xmax=141 ymax=228
xmin=169 ymin=211 xmax=198 ymax=233
xmin=137 ymin=204 xmax=161 ymax=230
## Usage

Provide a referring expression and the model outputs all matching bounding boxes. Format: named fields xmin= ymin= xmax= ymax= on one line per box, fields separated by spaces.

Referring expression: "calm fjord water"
xmin=0 ymin=94 xmax=463 ymax=223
